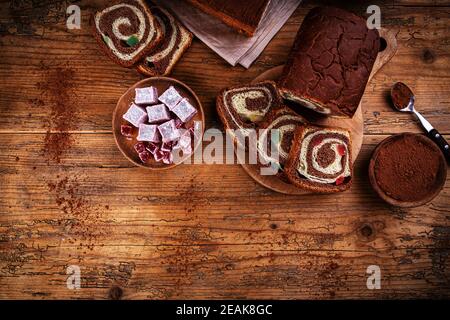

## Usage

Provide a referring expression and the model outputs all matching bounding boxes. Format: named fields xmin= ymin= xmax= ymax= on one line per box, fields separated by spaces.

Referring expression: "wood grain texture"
xmin=0 ymin=0 xmax=449 ymax=299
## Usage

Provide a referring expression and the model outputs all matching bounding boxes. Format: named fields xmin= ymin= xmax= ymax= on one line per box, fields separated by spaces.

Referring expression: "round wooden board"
xmin=238 ymin=28 xmax=398 ymax=194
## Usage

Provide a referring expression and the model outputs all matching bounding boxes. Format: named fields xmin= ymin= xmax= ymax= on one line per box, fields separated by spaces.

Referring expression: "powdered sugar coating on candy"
xmin=158 ymin=119 xmax=180 ymax=142
xmin=173 ymin=129 xmax=192 ymax=156
xmin=135 ymin=87 xmax=158 ymax=105
xmin=177 ymin=130 xmax=191 ymax=149
xmin=172 ymin=98 xmax=197 ymax=123
xmin=158 ymin=86 xmax=183 ymax=110
xmin=137 ymin=124 xmax=160 ymax=142
xmin=123 ymin=103 xmax=147 ymax=127
xmin=146 ymin=104 xmax=170 ymax=123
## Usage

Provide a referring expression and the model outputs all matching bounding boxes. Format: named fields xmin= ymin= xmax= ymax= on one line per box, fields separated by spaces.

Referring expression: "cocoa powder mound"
xmin=37 ymin=63 xmax=78 ymax=163
xmin=374 ymin=134 xmax=443 ymax=202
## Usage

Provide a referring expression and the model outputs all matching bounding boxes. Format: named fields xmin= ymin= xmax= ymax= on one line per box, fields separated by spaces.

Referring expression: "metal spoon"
xmin=391 ymin=82 xmax=449 ymax=162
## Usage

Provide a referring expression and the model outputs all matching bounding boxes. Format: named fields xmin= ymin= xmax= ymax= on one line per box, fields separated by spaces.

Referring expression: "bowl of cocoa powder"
xmin=369 ymin=133 xmax=447 ymax=207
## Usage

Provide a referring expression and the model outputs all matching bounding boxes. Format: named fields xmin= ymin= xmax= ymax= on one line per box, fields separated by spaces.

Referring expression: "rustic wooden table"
xmin=0 ymin=0 xmax=449 ymax=299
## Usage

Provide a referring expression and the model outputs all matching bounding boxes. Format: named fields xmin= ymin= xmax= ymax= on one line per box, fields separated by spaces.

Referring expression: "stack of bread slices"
xmin=92 ymin=0 xmax=193 ymax=76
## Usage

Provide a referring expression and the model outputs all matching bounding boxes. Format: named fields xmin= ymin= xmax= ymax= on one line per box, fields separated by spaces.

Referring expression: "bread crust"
xmin=136 ymin=6 xmax=193 ymax=76
xmin=185 ymin=0 xmax=270 ymax=37
xmin=284 ymin=124 xmax=353 ymax=193
xmin=91 ymin=0 xmax=163 ymax=68
xmin=278 ymin=6 xmax=380 ymax=118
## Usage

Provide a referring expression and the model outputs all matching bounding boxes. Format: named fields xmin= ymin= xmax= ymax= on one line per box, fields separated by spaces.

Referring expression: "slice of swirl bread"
xmin=257 ymin=107 xmax=307 ymax=179
xmin=92 ymin=0 xmax=163 ymax=67
xmin=285 ymin=124 xmax=353 ymax=193
xmin=216 ymin=81 xmax=282 ymax=134
xmin=137 ymin=6 xmax=193 ymax=76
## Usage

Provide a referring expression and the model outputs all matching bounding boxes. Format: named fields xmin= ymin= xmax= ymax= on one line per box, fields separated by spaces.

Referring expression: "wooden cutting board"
xmin=238 ymin=28 xmax=398 ymax=195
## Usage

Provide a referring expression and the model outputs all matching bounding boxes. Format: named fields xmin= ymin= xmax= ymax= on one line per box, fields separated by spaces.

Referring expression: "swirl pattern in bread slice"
xmin=285 ymin=124 xmax=353 ymax=193
xmin=216 ymin=81 xmax=282 ymax=135
xmin=137 ymin=6 xmax=193 ymax=76
xmin=257 ymin=107 xmax=307 ymax=167
xmin=93 ymin=0 xmax=163 ymax=67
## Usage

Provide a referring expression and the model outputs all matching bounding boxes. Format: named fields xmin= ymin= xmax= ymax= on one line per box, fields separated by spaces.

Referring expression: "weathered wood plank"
xmin=0 ymin=134 xmax=448 ymax=299
xmin=1 ymin=246 xmax=448 ymax=299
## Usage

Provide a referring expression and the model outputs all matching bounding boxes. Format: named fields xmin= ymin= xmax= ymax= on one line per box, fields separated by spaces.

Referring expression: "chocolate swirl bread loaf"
xmin=185 ymin=0 xmax=270 ymax=37
xmin=285 ymin=124 xmax=352 ymax=193
xmin=216 ymin=81 xmax=282 ymax=134
xmin=257 ymin=107 xmax=306 ymax=178
xmin=278 ymin=7 xmax=380 ymax=118
xmin=93 ymin=0 xmax=163 ymax=67
xmin=137 ymin=6 xmax=193 ymax=76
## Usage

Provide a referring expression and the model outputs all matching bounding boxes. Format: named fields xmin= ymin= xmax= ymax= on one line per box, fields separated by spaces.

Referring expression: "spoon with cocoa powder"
xmin=391 ymin=82 xmax=450 ymax=163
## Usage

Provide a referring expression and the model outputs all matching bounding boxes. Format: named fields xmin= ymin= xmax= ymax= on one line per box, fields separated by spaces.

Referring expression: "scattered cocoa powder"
xmin=374 ymin=134 xmax=444 ymax=202
xmin=36 ymin=62 xmax=78 ymax=163
xmin=43 ymin=132 xmax=74 ymax=164
xmin=47 ymin=176 xmax=108 ymax=251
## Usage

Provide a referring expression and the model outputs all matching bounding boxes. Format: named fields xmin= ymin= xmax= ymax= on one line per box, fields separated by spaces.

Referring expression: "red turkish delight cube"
xmin=120 ymin=124 xmax=133 ymax=139
xmin=162 ymin=151 xmax=173 ymax=164
xmin=146 ymin=142 xmax=159 ymax=154
xmin=154 ymin=149 xmax=165 ymax=162
xmin=134 ymin=142 xmax=146 ymax=154
xmin=138 ymin=150 xmax=151 ymax=163
xmin=161 ymin=141 xmax=173 ymax=152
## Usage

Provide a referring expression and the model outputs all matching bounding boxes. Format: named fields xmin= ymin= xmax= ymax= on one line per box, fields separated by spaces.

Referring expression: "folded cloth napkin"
xmin=152 ymin=0 xmax=302 ymax=68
